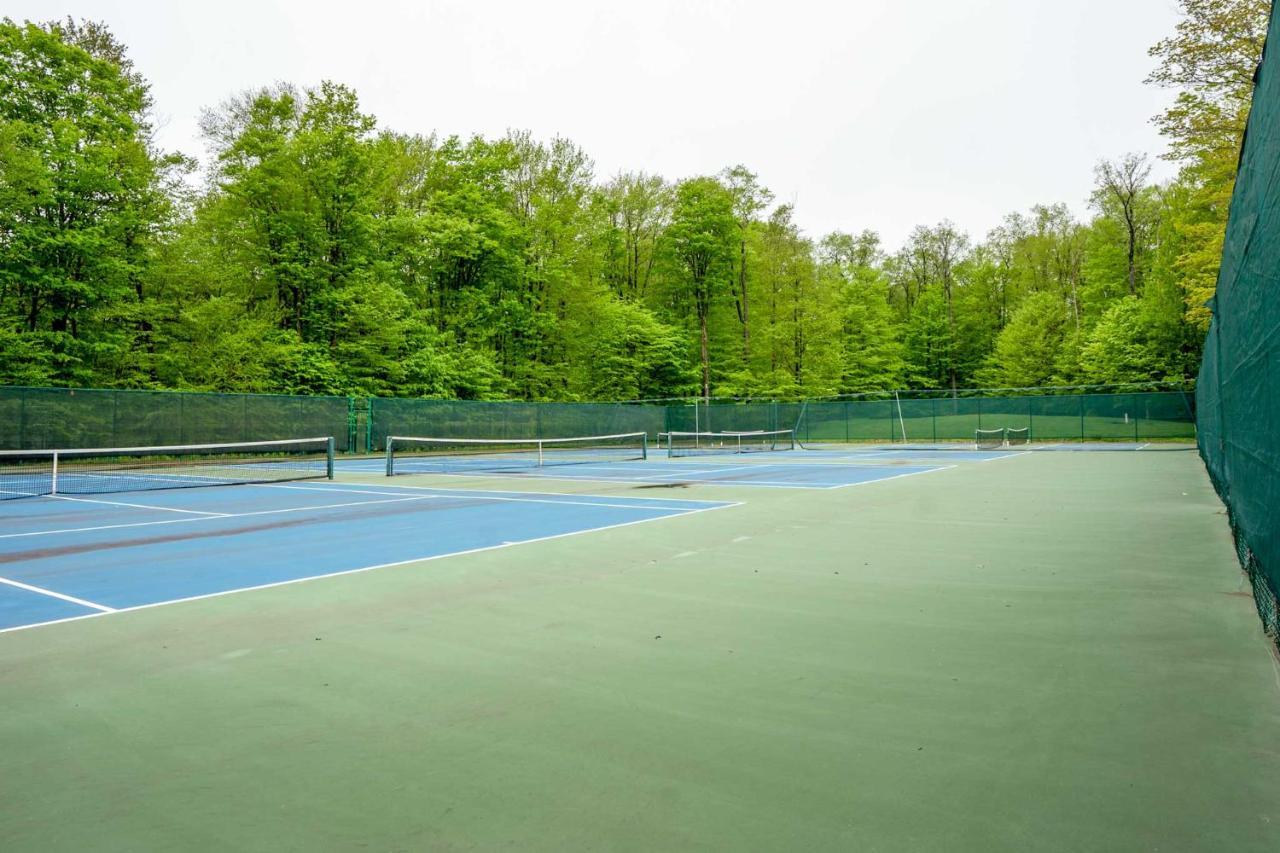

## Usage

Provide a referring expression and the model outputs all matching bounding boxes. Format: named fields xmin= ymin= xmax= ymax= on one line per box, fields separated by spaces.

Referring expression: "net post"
xmin=326 ymin=437 xmax=335 ymax=479
xmin=51 ymin=450 xmax=59 ymax=496
xmin=385 ymin=438 xmax=394 ymax=476
xmin=641 ymin=433 xmax=648 ymax=460
xmin=537 ymin=439 xmax=544 ymax=467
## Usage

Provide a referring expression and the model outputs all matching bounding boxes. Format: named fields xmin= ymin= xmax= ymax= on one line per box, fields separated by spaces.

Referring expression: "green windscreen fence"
xmin=0 ymin=387 xmax=1195 ymax=455
xmin=0 ymin=387 xmax=352 ymax=452
xmin=1197 ymin=8 xmax=1280 ymax=643
xmin=660 ymin=393 xmax=1194 ymax=445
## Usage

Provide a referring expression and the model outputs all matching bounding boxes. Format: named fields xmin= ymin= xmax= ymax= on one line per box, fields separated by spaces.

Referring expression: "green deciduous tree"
xmin=1147 ymin=0 xmax=1269 ymax=330
xmin=1078 ymin=297 xmax=1171 ymax=382
xmin=0 ymin=20 xmax=181 ymax=385
xmin=978 ymin=291 xmax=1072 ymax=388
xmin=819 ymin=232 xmax=904 ymax=391
xmin=0 ymin=2 xmax=1244 ymax=403
xmin=666 ymin=177 xmax=736 ymax=399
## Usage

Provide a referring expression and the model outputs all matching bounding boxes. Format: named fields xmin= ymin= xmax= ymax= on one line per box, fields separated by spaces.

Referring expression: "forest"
xmin=0 ymin=1 xmax=1270 ymax=402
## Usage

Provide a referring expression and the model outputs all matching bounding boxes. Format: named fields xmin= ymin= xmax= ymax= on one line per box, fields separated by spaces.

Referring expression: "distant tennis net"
xmin=664 ymin=429 xmax=795 ymax=458
xmin=385 ymin=433 xmax=648 ymax=475
xmin=974 ymin=427 xmax=1030 ymax=449
xmin=0 ymin=437 xmax=335 ymax=500
xmin=975 ymin=428 xmax=1007 ymax=449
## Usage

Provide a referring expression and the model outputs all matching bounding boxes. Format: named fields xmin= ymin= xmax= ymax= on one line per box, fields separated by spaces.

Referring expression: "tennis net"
xmin=665 ymin=429 xmax=795 ymax=458
xmin=0 ymin=437 xmax=335 ymax=500
xmin=975 ymin=428 xmax=1006 ymax=449
xmin=1005 ymin=427 xmax=1030 ymax=446
xmin=385 ymin=432 xmax=648 ymax=475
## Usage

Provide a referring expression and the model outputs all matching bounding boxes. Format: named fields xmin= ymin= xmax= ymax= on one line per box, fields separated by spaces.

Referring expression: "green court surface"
xmin=2 ymin=449 xmax=1277 ymax=851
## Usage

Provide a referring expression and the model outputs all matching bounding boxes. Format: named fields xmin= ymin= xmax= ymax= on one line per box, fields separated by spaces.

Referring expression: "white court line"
xmin=976 ymin=451 xmax=1030 ymax=464
xmin=0 ymin=501 xmax=741 ymax=635
xmin=1 ymin=485 xmax=728 ymax=540
xmin=636 ymin=463 xmax=766 ymax=480
xmin=268 ymin=480 xmax=686 ymax=503
xmin=407 ymin=469 xmax=837 ymax=490
xmin=826 ymin=464 xmax=957 ymax=489
xmin=0 ymin=575 xmax=115 ymax=612
xmin=0 ymin=495 xmax=437 ymax=540
xmin=51 ymin=495 xmax=230 ymax=516
xmin=421 ymin=470 xmax=853 ymax=490
xmin=259 ymin=482 xmax=721 ymax=513
xmin=531 ymin=463 xmax=951 ymax=490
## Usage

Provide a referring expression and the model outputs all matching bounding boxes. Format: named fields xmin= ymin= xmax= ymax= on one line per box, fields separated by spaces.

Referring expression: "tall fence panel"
xmin=1 ymin=387 xmax=1196 ymax=459
xmin=1195 ymin=8 xmax=1280 ymax=643
xmin=0 ymin=387 xmax=351 ymax=451
xmin=791 ymin=392 xmax=1193 ymax=445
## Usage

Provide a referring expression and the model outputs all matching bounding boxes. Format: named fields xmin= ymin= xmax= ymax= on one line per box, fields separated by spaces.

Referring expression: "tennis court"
xmin=0 ymin=479 xmax=733 ymax=632
xmin=2 ymin=443 xmax=1276 ymax=851
xmin=1 ymin=431 xmax=1278 ymax=851
xmin=347 ymin=432 xmax=1030 ymax=488
xmin=343 ymin=453 xmax=959 ymax=489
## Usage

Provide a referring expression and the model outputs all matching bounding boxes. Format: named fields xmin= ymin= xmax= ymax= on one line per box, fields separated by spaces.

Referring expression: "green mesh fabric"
xmin=785 ymin=393 xmax=1194 ymax=445
xmin=1197 ymin=9 xmax=1280 ymax=644
xmin=0 ymin=388 xmax=1197 ymax=459
xmin=368 ymin=394 xmax=1192 ymax=449
xmin=0 ymin=387 xmax=351 ymax=452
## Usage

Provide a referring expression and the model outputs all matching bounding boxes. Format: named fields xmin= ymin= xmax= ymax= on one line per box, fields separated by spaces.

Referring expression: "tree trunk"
xmin=739 ymin=240 xmax=750 ymax=360
xmin=1126 ymin=219 xmax=1137 ymax=295
xmin=700 ymin=312 xmax=710 ymax=400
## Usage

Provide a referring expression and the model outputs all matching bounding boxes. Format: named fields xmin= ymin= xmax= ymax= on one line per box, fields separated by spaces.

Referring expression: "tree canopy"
xmin=0 ymin=4 xmax=1266 ymax=400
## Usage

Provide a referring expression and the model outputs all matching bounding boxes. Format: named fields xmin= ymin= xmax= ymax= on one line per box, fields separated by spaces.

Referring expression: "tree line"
xmin=0 ymin=2 xmax=1268 ymax=402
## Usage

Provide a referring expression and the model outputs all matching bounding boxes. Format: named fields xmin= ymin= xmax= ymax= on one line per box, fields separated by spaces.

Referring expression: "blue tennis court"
xmin=337 ymin=449 xmax=983 ymax=489
xmin=0 ymin=482 xmax=734 ymax=632
xmin=493 ymin=460 xmax=953 ymax=489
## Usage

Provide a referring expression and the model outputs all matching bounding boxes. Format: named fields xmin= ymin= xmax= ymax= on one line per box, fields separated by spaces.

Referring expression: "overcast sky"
xmin=13 ymin=0 xmax=1183 ymax=248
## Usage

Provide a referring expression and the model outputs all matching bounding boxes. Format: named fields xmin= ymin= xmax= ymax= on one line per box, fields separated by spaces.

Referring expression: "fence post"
xmin=365 ymin=399 xmax=373 ymax=453
xmin=347 ymin=397 xmax=357 ymax=452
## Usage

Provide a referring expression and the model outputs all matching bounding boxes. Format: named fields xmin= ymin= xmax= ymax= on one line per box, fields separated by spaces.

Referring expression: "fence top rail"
xmin=0 ymin=437 xmax=334 ymax=457
xmin=0 ymin=385 xmax=352 ymax=403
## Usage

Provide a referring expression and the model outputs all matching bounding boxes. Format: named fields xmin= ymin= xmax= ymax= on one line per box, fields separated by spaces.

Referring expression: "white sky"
xmin=13 ymin=0 xmax=1183 ymax=249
